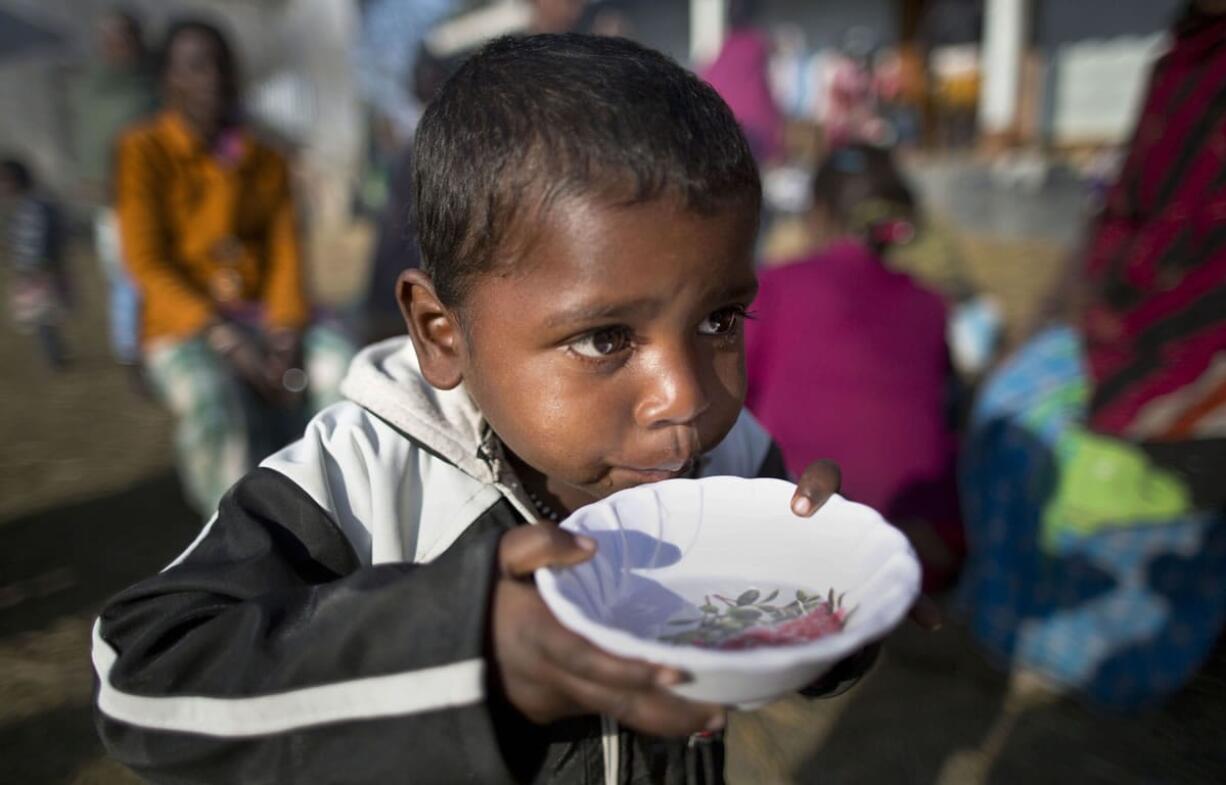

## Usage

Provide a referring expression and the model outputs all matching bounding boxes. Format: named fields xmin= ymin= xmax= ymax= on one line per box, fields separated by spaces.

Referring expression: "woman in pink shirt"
xmin=746 ymin=144 xmax=962 ymax=588
xmin=699 ymin=0 xmax=782 ymax=163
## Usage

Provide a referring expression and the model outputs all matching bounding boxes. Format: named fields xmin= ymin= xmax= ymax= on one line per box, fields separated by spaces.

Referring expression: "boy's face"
xmin=414 ymin=195 xmax=758 ymax=512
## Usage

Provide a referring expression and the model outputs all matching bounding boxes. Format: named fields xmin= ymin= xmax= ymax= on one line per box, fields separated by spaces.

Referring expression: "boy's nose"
xmin=634 ymin=344 xmax=710 ymax=428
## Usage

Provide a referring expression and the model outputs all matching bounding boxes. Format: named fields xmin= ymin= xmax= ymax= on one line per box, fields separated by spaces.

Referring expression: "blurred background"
xmin=1 ymin=0 xmax=1223 ymax=783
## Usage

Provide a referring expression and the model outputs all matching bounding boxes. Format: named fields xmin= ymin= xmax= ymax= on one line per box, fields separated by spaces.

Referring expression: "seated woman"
xmin=116 ymin=19 xmax=353 ymax=516
xmin=959 ymin=2 xmax=1226 ymax=709
xmin=745 ymin=143 xmax=963 ymax=590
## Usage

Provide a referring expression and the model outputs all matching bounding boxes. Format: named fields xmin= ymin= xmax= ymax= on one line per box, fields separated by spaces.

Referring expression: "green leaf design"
xmin=659 ymin=585 xmax=846 ymax=648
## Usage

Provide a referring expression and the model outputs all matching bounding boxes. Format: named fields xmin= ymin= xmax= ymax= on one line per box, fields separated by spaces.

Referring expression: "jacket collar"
xmin=340 ymin=337 xmax=499 ymax=485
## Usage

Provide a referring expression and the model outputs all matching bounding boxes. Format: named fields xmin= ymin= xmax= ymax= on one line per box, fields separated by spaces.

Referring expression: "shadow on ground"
xmin=0 ymin=472 xmax=197 ymax=784
xmin=0 ymin=471 xmax=198 ymax=638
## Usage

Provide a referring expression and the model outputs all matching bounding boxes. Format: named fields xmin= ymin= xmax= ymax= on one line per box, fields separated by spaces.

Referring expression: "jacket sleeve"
xmin=92 ymin=466 xmax=522 ymax=785
xmin=115 ymin=130 xmax=216 ymax=339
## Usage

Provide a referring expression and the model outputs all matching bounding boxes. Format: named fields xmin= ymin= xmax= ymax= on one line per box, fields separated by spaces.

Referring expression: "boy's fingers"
xmin=791 ymin=459 xmax=842 ymax=516
xmin=538 ymin=620 xmax=685 ymax=691
xmin=908 ymin=594 xmax=943 ymax=631
xmin=552 ymin=666 xmax=725 ymax=737
xmin=499 ymin=524 xmax=596 ymax=578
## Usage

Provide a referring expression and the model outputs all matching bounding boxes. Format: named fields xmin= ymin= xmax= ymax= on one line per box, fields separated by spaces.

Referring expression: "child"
xmin=93 ymin=35 xmax=877 ymax=784
xmin=745 ymin=144 xmax=963 ymax=590
xmin=1 ymin=158 xmax=68 ymax=370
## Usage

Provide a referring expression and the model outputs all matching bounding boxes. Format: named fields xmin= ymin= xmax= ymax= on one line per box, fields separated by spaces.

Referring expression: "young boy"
xmin=92 ymin=35 xmax=872 ymax=784
xmin=2 ymin=158 xmax=68 ymax=370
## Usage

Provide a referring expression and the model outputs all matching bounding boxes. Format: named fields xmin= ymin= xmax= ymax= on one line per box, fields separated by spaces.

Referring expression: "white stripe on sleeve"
xmin=92 ymin=621 xmax=485 ymax=737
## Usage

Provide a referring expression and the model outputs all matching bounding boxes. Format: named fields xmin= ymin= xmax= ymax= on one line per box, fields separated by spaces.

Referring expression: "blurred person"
xmin=928 ymin=44 xmax=979 ymax=149
xmin=745 ymin=144 xmax=963 ymax=590
xmin=917 ymin=0 xmax=982 ymax=150
xmin=768 ymin=24 xmax=814 ymax=121
xmin=352 ymin=0 xmax=456 ymax=217
xmin=71 ymin=8 xmax=156 ymax=368
xmin=359 ymin=0 xmax=593 ymax=345
xmin=959 ymin=0 xmax=1226 ymax=709
xmin=700 ymin=0 xmax=783 ymax=164
xmin=530 ymin=0 xmax=586 ymax=35
xmin=351 ymin=0 xmax=582 ymax=218
xmin=1 ymin=158 xmax=68 ymax=370
xmin=353 ymin=0 xmax=455 ymax=145
xmin=873 ymin=46 xmax=922 ymax=149
xmin=115 ymin=19 xmax=354 ymax=517
xmin=590 ymin=5 xmax=632 ymax=38
xmin=93 ymin=35 xmax=882 ymax=785
xmin=822 ymin=29 xmax=882 ymax=149
xmin=359 ymin=42 xmax=449 ymax=344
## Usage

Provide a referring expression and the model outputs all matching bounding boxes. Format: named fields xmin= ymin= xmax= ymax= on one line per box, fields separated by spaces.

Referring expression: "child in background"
xmin=1 ymin=158 xmax=68 ymax=370
xmin=745 ymin=144 xmax=963 ymax=590
xmin=91 ymin=35 xmax=889 ymax=785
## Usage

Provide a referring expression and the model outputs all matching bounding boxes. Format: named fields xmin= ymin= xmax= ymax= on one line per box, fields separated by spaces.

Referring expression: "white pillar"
xmin=690 ymin=0 xmax=726 ymax=66
xmin=278 ymin=0 xmax=363 ymax=229
xmin=979 ymin=0 xmax=1030 ymax=136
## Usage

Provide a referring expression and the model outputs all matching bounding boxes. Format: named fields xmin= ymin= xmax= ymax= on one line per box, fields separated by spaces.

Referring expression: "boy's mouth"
xmin=613 ymin=458 xmax=696 ymax=484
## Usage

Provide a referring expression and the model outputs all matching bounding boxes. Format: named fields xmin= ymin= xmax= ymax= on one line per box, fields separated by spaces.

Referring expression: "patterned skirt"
xmin=958 ymin=326 xmax=1226 ymax=708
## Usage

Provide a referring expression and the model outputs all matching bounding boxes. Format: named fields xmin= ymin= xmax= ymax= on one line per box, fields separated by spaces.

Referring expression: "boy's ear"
xmin=397 ymin=269 xmax=466 ymax=390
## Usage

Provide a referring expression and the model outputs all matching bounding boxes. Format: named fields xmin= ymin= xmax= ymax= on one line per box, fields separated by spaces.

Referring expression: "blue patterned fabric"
xmin=958 ymin=326 xmax=1226 ymax=708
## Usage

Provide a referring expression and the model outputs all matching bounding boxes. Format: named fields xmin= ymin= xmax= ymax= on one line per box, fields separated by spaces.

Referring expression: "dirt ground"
xmin=1 ymin=207 xmax=1223 ymax=784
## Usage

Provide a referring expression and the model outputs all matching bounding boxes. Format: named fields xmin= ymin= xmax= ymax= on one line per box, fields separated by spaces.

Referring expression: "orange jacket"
xmin=116 ymin=111 xmax=309 ymax=346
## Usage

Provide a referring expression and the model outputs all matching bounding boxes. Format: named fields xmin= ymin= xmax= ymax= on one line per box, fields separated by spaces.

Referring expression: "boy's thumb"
xmin=499 ymin=524 xmax=597 ymax=578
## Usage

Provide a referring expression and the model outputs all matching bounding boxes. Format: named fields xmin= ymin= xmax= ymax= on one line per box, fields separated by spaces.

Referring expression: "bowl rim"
xmin=534 ymin=477 xmax=921 ymax=673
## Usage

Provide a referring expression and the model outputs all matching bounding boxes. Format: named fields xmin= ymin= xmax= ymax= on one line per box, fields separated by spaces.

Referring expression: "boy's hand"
xmin=491 ymin=524 xmax=726 ymax=736
xmin=788 ymin=459 xmax=842 ymax=517
xmin=787 ymin=459 xmax=943 ymax=631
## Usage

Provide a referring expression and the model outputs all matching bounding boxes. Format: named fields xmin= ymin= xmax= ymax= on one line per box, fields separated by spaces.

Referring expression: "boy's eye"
xmin=698 ymin=306 xmax=745 ymax=336
xmin=570 ymin=326 xmax=633 ymax=358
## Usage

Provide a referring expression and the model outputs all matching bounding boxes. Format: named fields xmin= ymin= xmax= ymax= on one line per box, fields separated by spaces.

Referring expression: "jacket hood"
xmin=339 ymin=336 xmax=496 ymax=484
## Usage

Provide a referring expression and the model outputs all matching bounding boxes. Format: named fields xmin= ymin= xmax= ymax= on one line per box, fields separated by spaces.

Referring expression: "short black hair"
xmin=413 ymin=33 xmax=761 ymax=306
xmin=0 ymin=158 xmax=33 ymax=191
xmin=159 ymin=18 xmax=240 ymax=113
xmin=812 ymin=143 xmax=917 ymax=253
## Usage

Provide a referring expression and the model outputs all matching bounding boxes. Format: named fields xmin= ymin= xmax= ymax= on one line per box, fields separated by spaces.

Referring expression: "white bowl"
xmin=535 ymin=477 xmax=921 ymax=708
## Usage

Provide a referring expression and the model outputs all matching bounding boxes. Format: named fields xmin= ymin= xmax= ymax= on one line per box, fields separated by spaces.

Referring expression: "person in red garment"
xmin=954 ymin=2 xmax=1226 ymax=709
xmin=1081 ymin=2 xmax=1226 ymax=505
xmin=745 ymin=144 xmax=962 ymax=589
